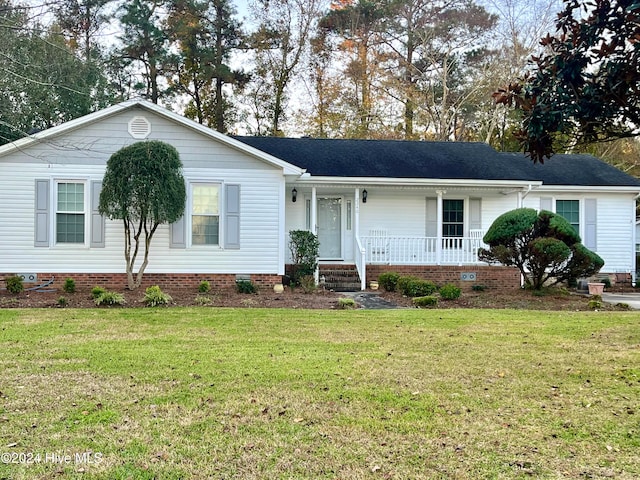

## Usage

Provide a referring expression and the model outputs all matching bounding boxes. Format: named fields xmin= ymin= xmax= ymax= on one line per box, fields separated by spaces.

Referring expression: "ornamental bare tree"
xmin=99 ymin=141 xmax=186 ymax=290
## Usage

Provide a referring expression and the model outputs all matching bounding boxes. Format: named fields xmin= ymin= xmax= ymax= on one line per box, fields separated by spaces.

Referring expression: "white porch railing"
xmin=361 ymin=235 xmax=486 ymax=265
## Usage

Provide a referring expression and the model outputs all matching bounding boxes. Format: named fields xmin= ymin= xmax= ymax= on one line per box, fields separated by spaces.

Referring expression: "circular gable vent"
xmin=128 ymin=116 xmax=151 ymax=139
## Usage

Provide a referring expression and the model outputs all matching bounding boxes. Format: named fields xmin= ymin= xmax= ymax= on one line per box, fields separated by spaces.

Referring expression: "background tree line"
xmin=0 ymin=0 xmax=638 ymax=174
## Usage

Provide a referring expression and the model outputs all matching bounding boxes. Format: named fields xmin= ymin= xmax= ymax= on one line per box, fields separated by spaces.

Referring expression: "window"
xmin=56 ymin=182 xmax=85 ymax=243
xmin=556 ymin=200 xmax=579 ymax=233
xmin=443 ymin=199 xmax=464 ymax=237
xmin=192 ymin=183 xmax=220 ymax=245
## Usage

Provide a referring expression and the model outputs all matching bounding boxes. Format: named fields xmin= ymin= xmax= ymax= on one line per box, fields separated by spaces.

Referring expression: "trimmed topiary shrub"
xmin=143 ymin=285 xmax=172 ymax=306
xmin=5 ymin=275 xmax=24 ymax=294
xmin=439 ymin=284 xmax=462 ymax=300
xmin=378 ymin=272 xmax=400 ymax=292
xmin=479 ymin=208 xmax=604 ymax=290
xmin=413 ymin=296 xmax=438 ymax=308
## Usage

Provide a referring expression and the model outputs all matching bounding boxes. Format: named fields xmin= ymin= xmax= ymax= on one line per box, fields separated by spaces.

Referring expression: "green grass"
xmin=0 ymin=308 xmax=639 ymax=479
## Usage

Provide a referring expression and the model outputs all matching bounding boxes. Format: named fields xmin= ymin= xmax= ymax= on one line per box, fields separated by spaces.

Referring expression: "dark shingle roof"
xmin=233 ymin=136 xmax=640 ymax=187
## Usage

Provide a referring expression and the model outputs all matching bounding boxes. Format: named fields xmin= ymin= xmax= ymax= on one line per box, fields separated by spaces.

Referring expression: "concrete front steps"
xmin=319 ymin=265 xmax=362 ymax=292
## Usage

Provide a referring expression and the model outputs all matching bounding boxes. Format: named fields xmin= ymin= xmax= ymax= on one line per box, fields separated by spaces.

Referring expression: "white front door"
xmin=318 ymin=198 xmax=342 ymax=259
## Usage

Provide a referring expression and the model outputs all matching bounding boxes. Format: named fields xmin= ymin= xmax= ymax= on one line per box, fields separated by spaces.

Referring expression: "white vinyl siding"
xmin=0 ymin=108 xmax=285 ymax=275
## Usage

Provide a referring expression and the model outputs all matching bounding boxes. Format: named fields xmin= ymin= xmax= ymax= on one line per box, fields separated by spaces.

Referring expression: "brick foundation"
xmin=365 ymin=265 xmax=521 ymax=290
xmin=4 ymin=273 xmax=283 ymax=292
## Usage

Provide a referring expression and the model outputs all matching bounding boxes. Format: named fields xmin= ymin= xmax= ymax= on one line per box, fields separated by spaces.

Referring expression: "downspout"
xmin=633 ymin=193 xmax=640 ymax=285
xmin=517 ymin=184 xmax=533 ymax=209
xmin=312 ymin=187 xmax=318 ymax=285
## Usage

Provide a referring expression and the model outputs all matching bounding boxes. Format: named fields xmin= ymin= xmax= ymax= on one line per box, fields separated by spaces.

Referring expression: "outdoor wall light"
xmin=292 ymin=188 xmax=297 ymax=202
xmin=362 ymin=189 xmax=368 ymax=203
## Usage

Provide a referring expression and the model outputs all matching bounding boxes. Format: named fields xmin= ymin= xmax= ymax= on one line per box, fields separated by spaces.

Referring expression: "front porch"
xmin=286 ymin=184 xmax=528 ymax=290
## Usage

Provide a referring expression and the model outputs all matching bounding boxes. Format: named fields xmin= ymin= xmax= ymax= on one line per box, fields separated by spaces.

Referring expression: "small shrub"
xmin=236 ymin=280 xmax=257 ymax=294
xmin=397 ymin=276 xmax=438 ymax=297
xmin=601 ymin=277 xmax=611 ymax=289
xmin=378 ymin=272 xmax=400 ymax=292
xmin=439 ymin=284 xmax=462 ymax=300
xmin=143 ymin=285 xmax=172 ymax=307
xmin=198 ymin=280 xmax=211 ymax=293
xmin=289 ymin=230 xmax=320 ymax=285
xmin=413 ymin=296 xmax=438 ymax=308
xmin=195 ymin=295 xmax=212 ymax=306
xmin=299 ymin=275 xmax=317 ymax=294
xmin=91 ymin=286 xmax=107 ymax=299
xmin=337 ymin=297 xmax=357 ymax=309
xmin=63 ymin=277 xmax=76 ymax=294
xmin=95 ymin=291 xmax=126 ymax=306
xmin=471 ymin=284 xmax=486 ymax=292
xmin=5 ymin=275 xmax=24 ymax=294
xmin=57 ymin=296 xmax=68 ymax=307
xmin=615 ymin=302 xmax=630 ymax=310
xmin=587 ymin=299 xmax=602 ymax=310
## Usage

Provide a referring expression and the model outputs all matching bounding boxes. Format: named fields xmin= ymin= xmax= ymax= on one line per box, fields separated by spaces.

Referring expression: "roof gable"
xmin=0 ymin=100 xmax=304 ymax=176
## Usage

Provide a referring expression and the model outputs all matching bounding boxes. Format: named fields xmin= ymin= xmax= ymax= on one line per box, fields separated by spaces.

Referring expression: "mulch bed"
xmin=0 ymin=284 xmax=631 ymax=311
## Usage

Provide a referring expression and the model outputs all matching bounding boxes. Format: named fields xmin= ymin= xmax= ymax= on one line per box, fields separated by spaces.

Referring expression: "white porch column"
xmin=436 ymin=190 xmax=444 ymax=265
xmin=517 ymin=191 xmax=523 ymax=209
xmin=311 ymin=187 xmax=317 ymax=235
xmin=354 ymin=188 xmax=360 ymax=237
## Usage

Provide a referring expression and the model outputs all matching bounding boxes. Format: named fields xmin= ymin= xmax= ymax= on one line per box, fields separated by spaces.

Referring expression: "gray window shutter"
xmin=426 ymin=198 xmax=437 ymax=252
xmin=584 ymin=198 xmax=597 ymax=250
xmin=469 ymin=198 xmax=482 ymax=231
xmin=34 ymin=179 xmax=50 ymax=247
xmin=170 ymin=216 xmax=186 ymax=248
xmin=225 ymin=184 xmax=240 ymax=249
xmin=540 ymin=197 xmax=553 ymax=212
xmin=425 ymin=198 xmax=437 ymax=237
xmin=90 ymin=181 xmax=105 ymax=248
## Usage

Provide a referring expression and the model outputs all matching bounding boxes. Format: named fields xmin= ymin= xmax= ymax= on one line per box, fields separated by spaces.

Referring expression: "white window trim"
xmin=53 ymin=178 xmax=89 ymax=247
xmin=188 ymin=180 xmax=223 ymax=248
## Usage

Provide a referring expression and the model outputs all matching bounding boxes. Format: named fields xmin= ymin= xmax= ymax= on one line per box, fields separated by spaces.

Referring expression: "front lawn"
xmin=0 ymin=308 xmax=638 ymax=479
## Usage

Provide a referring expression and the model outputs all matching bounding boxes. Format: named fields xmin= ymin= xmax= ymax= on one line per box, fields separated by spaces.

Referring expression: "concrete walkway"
xmin=601 ymin=292 xmax=640 ymax=310
xmin=340 ymin=291 xmax=400 ymax=309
